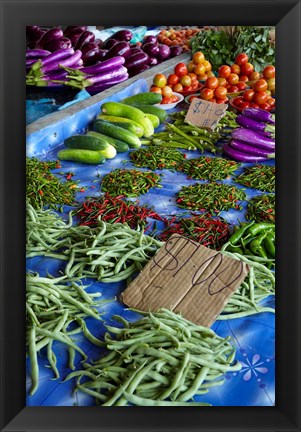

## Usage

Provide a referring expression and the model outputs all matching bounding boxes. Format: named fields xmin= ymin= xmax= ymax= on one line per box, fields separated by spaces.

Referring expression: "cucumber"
xmin=121 ymin=92 xmax=162 ymax=106
xmin=100 ymin=102 xmax=154 ymax=138
xmin=87 ymin=131 xmax=129 ymax=153
xmin=93 ymin=120 xmax=141 ymax=149
xmin=145 ymin=113 xmax=160 ymax=129
xmin=64 ymin=134 xmax=109 ymax=151
xmin=123 ymin=103 xmax=168 ymax=123
xmin=97 ymin=114 xmax=144 ymax=137
xmin=57 ymin=149 xmax=106 ymax=165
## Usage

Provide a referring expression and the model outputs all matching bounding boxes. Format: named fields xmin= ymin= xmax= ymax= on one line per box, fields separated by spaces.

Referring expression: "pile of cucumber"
xmin=57 ymin=92 xmax=167 ymax=165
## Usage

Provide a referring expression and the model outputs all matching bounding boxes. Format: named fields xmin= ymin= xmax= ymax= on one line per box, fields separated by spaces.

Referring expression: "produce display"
xmin=26 ymin=25 xmax=276 ymax=408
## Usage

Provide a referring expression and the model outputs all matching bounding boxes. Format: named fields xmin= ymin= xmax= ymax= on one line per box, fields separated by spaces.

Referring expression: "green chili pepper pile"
xmin=222 ymin=221 xmax=275 ymax=264
xmin=26 ymin=157 xmax=79 ymax=209
xmin=129 ymin=146 xmax=185 ymax=171
xmin=246 ymin=194 xmax=275 ymax=223
xmin=235 ymin=165 xmax=275 ymax=192
xmin=176 ymin=183 xmax=246 ymax=214
xmin=101 ymin=168 xmax=162 ymax=197
xmin=159 ymin=213 xmax=230 ymax=249
xmin=177 ymin=156 xmax=241 ymax=181
xmin=64 ymin=308 xmax=241 ymax=406
xmin=26 ymin=272 xmax=111 ymax=396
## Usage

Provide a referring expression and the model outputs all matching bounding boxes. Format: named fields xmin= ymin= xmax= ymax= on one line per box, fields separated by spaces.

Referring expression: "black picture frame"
xmin=1 ymin=0 xmax=300 ymax=431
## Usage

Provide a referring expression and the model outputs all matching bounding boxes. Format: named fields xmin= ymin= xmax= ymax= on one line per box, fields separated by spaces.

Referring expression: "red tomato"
xmin=209 ymin=98 xmax=216 ymax=103
xmin=205 ymin=76 xmax=219 ymax=89
xmin=188 ymin=95 xmax=200 ymax=103
xmin=197 ymin=73 xmax=208 ymax=81
xmin=236 ymin=81 xmax=247 ymax=91
xmin=167 ymin=74 xmax=179 ymax=86
xmin=240 ymin=63 xmax=254 ymax=76
xmin=188 ymin=72 xmax=198 ymax=82
xmin=253 ymin=91 xmax=269 ymax=105
xmin=203 ymin=60 xmax=212 ymax=72
xmin=239 ymin=75 xmax=249 ymax=82
xmin=180 ymin=75 xmax=192 ymax=87
xmin=172 ymin=83 xmax=183 ymax=92
xmin=227 ymin=73 xmax=239 ymax=85
xmin=259 ymin=102 xmax=271 ymax=111
xmin=243 ymin=89 xmax=255 ymax=102
xmin=200 ymin=87 xmax=214 ymax=100
xmin=233 ymin=96 xmax=245 ymax=107
xmin=235 ymin=53 xmax=248 ymax=65
xmin=150 ymin=86 xmax=162 ymax=94
xmin=218 ymin=65 xmax=231 ymax=78
xmin=161 ymin=96 xmax=173 ymax=104
xmin=227 ymin=85 xmax=239 ymax=93
xmin=191 ymin=81 xmax=199 ymax=90
xmin=182 ymin=85 xmax=193 ymax=92
xmin=250 ymin=103 xmax=259 ymax=108
xmin=263 ymin=65 xmax=275 ymax=79
xmin=266 ymin=97 xmax=276 ymax=107
xmin=231 ymin=64 xmax=240 ymax=75
xmin=174 ymin=63 xmax=188 ymax=77
xmin=216 ymin=97 xmax=229 ymax=104
xmin=240 ymin=101 xmax=250 ymax=110
xmin=217 ymin=77 xmax=227 ymax=87
xmin=249 ymin=71 xmax=260 ymax=81
xmin=214 ymin=86 xmax=227 ymax=99
xmin=187 ymin=61 xmax=196 ymax=72
xmin=253 ymin=78 xmax=268 ymax=93
xmin=170 ymin=95 xmax=179 ymax=103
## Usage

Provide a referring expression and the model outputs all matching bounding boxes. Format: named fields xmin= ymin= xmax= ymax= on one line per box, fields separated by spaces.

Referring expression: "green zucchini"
xmin=121 ymin=92 xmax=162 ymax=106
xmin=100 ymin=102 xmax=154 ymax=138
xmin=145 ymin=113 xmax=160 ymax=129
xmin=93 ymin=119 xmax=141 ymax=148
xmin=87 ymin=131 xmax=129 ymax=153
xmin=97 ymin=114 xmax=144 ymax=137
xmin=57 ymin=149 xmax=106 ymax=165
xmin=123 ymin=104 xmax=168 ymax=123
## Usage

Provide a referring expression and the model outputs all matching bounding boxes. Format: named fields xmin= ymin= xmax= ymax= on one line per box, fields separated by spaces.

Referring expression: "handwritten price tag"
xmin=185 ymin=98 xmax=228 ymax=131
xmin=121 ymin=235 xmax=249 ymax=327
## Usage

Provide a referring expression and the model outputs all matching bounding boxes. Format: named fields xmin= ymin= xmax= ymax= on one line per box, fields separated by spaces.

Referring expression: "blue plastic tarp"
xmin=26 ymin=78 xmax=275 ymax=407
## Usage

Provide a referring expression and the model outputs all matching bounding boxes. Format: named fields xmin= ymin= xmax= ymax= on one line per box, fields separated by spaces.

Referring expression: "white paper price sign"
xmin=185 ymin=98 xmax=228 ymax=131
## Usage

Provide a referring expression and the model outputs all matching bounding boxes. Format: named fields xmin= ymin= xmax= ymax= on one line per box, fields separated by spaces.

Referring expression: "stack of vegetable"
xmin=223 ymin=107 xmax=275 ymax=162
xmin=64 ymin=309 xmax=241 ymax=406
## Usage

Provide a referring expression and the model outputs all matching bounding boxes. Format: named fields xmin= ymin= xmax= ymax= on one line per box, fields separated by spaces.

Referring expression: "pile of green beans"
xmin=64 ymin=309 xmax=241 ymax=406
xmin=26 ymin=203 xmax=164 ymax=283
xmin=177 ymin=156 xmax=241 ymax=181
xmin=129 ymin=146 xmax=185 ymax=171
xmin=218 ymin=250 xmax=275 ymax=320
xmin=235 ymin=165 xmax=275 ymax=193
xmin=246 ymin=194 xmax=275 ymax=223
xmin=26 ymin=273 xmax=110 ymax=396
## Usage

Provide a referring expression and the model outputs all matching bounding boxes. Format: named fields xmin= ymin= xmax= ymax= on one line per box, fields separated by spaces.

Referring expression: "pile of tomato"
xmin=157 ymin=28 xmax=200 ymax=51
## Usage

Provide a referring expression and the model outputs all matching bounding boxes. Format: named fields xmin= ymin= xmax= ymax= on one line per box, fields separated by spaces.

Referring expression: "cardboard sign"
xmin=121 ymin=235 xmax=249 ymax=327
xmin=184 ymin=98 xmax=228 ymax=131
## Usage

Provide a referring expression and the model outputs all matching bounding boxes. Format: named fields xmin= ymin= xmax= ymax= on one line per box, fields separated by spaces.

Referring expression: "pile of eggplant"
xmin=223 ymin=108 xmax=275 ymax=162
xmin=26 ymin=26 xmax=182 ymax=92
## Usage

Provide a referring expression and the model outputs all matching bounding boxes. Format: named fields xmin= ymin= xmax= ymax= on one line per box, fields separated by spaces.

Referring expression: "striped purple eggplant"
xmin=242 ymin=107 xmax=275 ymax=124
xmin=236 ymin=114 xmax=275 ymax=136
xmin=231 ymin=128 xmax=275 ymax=151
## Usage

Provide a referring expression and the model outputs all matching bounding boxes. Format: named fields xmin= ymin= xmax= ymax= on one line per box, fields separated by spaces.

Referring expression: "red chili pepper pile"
xmin=158 ymin=213 xmax=231 ymax=249
xmin=76 ymin=193 xmax=166 ymax=229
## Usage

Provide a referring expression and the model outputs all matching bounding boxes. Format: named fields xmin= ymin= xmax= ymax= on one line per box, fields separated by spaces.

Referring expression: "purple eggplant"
xmin=130 ymin=47 xmax=143 ymax=55
xmin=229 ymin=139 xmax=274 ymax=157
xmin=87 ymin=74 xmax=129 ymax=93
xmin=26 ymin=58 xmax=39 ymax=67
xmin=27 ymin=30 xmax=46 ymax=48
xmin=44 ymin=70 xmax=68 ymax=80
xmin=36 ymin=28 xmax=64 ymax=48
xmin=41 ymin=50 xmax=82 ymax=74
xmin=95 ymin=49 xmax=108 ymax=60
xmin=156 ymin=44 xmax=171 ymax=60
xmin=63 ymin=26 xmax=87 ymax=36
xmin=169 ymin=45 xmax=183 ymax=58
xmin=85 ymin=65 xmax=128 ymax=86
xmin=26 ymin=26 xmax=40 ymax=35
xmin=104 ymin=41 xmax=131 ymax=60
xmin=68 ymin=33 xmax=83 ymax=46
xmin=80 ymin=56 xmax=125 ymax=75
xmin=242 ymin=107 xmax=275 ymax=124
xmin=81 ymin=42 xmax=99 ymax=55
xmin=41 ymin=48 xmax=75 ymax=66
xmin=147 ymin=56 xmax=158 ymax=66
xmin=124 ymin=52 xmax=149 ymax=69
xmin=143 ymin=35 xmax=157 ymax=45
xmin=94 ymin=38 xmax=103 ymax=47
xmin=231 ymin=128 xmax=275 ymax=151
xmin=82 ymin=47 xmax=100 ymax=66
xmin=43 ymin=37 xmax=72 ymax=52
xmin=108 ymin=29 xmax=132 ymax=42
xmin=142 ymin=42 xmax=160 ymax=57
xmin=236 ymin=114 xmax=275 ymax=136
xmin=74 ymin=30 xmax=95 ymax=50
xmin=26 ymin=49 xmax=51 ymax=59
xmin=128 ymin=64 xmax=150 ymax=77
xmin=101 ymin=38 xmax=118 ymax=50
xmin=223 ymin=143 xmax=270 ymax=162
